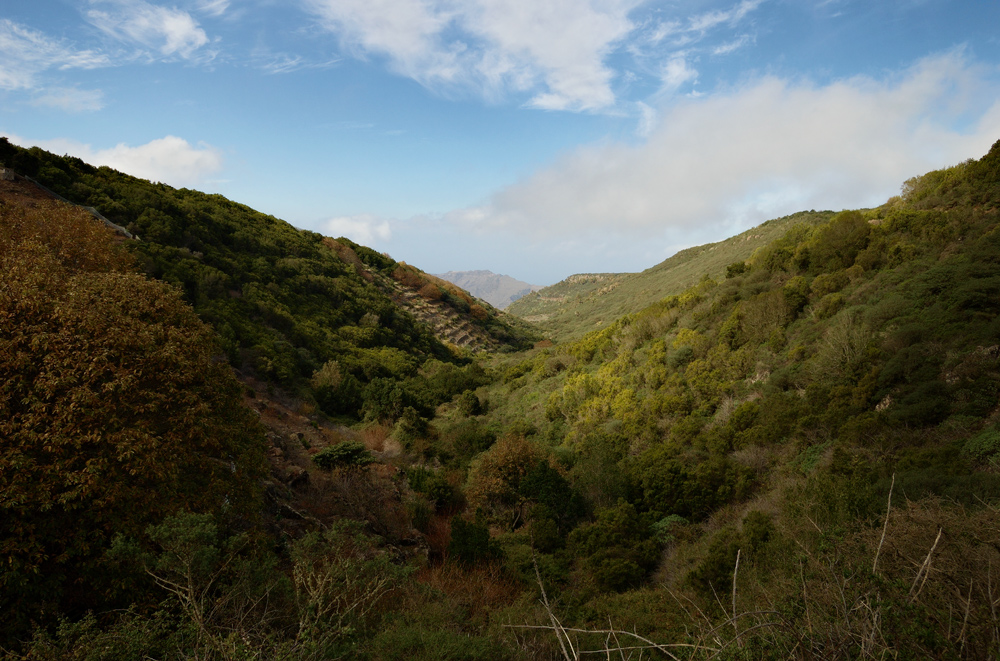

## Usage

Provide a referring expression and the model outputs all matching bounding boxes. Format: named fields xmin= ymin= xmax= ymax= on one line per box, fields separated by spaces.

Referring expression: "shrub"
xmin=448 ymin=517 xmax=503 ymax=566
xmin=313 ymin=441 xmax=375 ymax=470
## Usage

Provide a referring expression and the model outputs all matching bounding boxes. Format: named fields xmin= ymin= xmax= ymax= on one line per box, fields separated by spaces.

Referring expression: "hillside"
xmin=4 ymin=136 xmax=1000 ymax=660
xmin=508 ymin=210 xmax=833 ymax=341
xmin=0 ymin=139 xmax=538 ymax=413
xmin=0 ymin=174 xmax=269 ymax=643
xmin=436 ymin=269 xmax=543 ymax=309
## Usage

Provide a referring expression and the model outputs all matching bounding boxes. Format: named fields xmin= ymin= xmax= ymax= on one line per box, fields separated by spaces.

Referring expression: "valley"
xmin=3 ymin=137 xmax=1000 ymax=659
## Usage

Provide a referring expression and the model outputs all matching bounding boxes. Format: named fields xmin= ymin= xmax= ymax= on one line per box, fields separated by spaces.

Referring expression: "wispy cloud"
xmin=32 ymin=87 xmax=105 ymax=112
xmin=195 ymin=0 xmax=230 ymax=18
xmin=713 ymin=34 xmax=751 ymax=56
xmin=5 ymin=133 xmax=224 ymax=187
xmin=325 ymin=213 xmax=392 ymax=244
xmin=0 ymin=19 xmax=109 ymax=91
xmin=304 ymin=0 xmax=644 ymax=111
xmin=86 ymin=0 xmax=213 ymax=60
xmin=253 ymin=47 xmax=340 ymax=75
xmin=447 ymin=52 xmax=1000 ymax=246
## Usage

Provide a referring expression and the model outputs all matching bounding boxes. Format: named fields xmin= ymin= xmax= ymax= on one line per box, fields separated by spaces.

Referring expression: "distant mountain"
xmin=436 ymin=270 xmax=543 ymax=309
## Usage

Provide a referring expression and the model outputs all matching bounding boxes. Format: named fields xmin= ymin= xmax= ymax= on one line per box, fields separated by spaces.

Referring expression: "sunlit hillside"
xmin=509 ymin=210 xmax=834 ymax=342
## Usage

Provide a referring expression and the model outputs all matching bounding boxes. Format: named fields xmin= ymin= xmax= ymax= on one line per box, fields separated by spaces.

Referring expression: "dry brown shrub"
xmin=360 ymin=423 xmax=391 ymax=452
xmin=469 ymin=303 xmax=488 ymax=321
xmin=391 ymin=264 xmax=425 ymax=288
xmin=423 ymin=514 xmax=452 ymax=560
xmin=416 ymin=562 xmax=521 ymax=621
xmin=418 ymin=282 xmax=443 ymax=300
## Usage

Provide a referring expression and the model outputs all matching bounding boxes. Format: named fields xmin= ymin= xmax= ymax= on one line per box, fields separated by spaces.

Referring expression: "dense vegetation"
xmin=0 ymin=186 xmax=268 ymax=644
xmin=0 ymin=137 xmax=535 ymax=421
xmin=2 ymin=138 xmax=1000 ymax=659
xmin=508 ymin=210 xmax=834 ymax=342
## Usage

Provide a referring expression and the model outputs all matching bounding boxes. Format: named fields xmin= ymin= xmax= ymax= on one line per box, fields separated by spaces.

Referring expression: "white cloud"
xmin=195 ymin=0 xmax=230 ymax=17
xmin=636 ymin=100 xmax=657 ymax=137
xmin=32 ymin=87 xmax=105 ymax=112
xmin=688 ymin=0 xmax=763 ymax=34
xmin=646 ymin=0 xmax=762 ymax=48
xmin=5 ymin=134 xmax=224 ymax=187
xmin=325 ymin=214 xmax=393 ymax=245
xmin=661 ymin=53 xmax=697 ymax=90
xmin=87 ymin=0 xmax=211 ymax=60
xmin=0 ymin=19 xmax=109 ymax=91
xmin=450 ymin=53 xmax=1000 ymax=244
xmin=712 ymin=34 xmax=750 ymax=56
xmin=305 ymin=0 xmax=643 ymax=111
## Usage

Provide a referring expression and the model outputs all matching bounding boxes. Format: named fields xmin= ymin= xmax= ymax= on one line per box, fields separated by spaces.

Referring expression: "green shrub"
xmin=965 ymin=427 xmax=1000 ymax=463
xmin=448 ymin=517 xmax=503 ymax=566
xmin=313 ymin=441 xmax=375 ymax=470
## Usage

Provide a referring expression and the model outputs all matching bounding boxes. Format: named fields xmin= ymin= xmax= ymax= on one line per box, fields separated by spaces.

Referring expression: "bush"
xmin=313 ymin=441 xmax=375 ymax=470
xmin=448 ymin=517 xmax=503 ymax=566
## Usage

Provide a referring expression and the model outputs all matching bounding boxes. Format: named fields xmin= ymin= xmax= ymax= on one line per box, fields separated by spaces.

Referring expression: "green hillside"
xmin=509 ymin=210 xmax=833 ymax=341
xmin=0 ymin=138 xmax=537 ymax=419
xmin=4 ymin=137 xmax=1000 ymax=660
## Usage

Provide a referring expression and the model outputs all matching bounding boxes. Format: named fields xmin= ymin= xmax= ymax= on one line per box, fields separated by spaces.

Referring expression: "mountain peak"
xmin=435 ymin=270 xmax=543 ymax=309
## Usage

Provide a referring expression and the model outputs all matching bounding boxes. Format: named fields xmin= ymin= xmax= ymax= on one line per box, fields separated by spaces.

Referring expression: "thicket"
xmin=0 ymin=195 xmax=268 ymax=645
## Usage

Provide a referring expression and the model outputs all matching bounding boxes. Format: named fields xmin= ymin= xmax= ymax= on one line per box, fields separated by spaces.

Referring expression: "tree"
xmin=0 ymin=202 xmax=267 ymax=643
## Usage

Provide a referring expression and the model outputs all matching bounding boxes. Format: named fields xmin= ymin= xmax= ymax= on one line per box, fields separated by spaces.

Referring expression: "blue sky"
xmin=2 ymin=1 xmax=1000 ymax=285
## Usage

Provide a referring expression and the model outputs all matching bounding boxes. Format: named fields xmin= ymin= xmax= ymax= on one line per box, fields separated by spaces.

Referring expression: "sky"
xmin=2 ymin=1 xmax=1000 ymax=285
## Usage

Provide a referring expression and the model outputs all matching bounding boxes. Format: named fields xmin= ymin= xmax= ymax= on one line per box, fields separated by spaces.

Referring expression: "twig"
xmin=533 ymin=551 xmax=575 ymax=661
xmin=732 ymin=548 xmax=741 ymax=647
xmin=909 ymin=527 xmax=943 ymax=601
xmin=873 ymin=473 xmax=894 ymax=574
xmin=504 ymin=624 xmax=707 ymax=659
xmin=800 ymin=559 xmax=813 ymax=635
xmin=607 ymin=617 xmax=625 ymax=661
xmin=959 ymin=578 xmax=973 ymax=657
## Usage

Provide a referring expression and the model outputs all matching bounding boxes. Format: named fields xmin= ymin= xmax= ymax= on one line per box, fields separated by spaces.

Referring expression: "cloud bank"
xmin=5 ymin=134 xmax=224 ymax=188
xmin=325 ymin=214 xmax=393 ymax=245
xmin=306 ymin=0 xmax=750 ymax=111
xmin=450 ymin=53 xmax=1000 ymax=245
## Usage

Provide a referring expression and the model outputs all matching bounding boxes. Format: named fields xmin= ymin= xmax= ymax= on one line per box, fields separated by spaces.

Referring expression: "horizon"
xmin=3 ymin=1 xmax=1000 ymax=285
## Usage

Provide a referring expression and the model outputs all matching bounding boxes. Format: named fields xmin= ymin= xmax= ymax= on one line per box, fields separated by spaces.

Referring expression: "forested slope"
xmin=4 ymin=136 xmax=1000 ymax=659
xmin=509 ymin=210 xmax=832 ymax=342
xmin=0 ymin=138 xmax=537 ymax=418
xmin=0 ymin=175 xmax=268 ymax=644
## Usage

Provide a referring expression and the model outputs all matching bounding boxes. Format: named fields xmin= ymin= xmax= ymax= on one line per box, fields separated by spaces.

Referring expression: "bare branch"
xmin=873 ymin=473 xmax=894 ymax=574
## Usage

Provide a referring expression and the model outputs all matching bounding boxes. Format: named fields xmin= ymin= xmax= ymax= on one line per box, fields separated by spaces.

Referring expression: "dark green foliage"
xmin=632 ymin=448 xmax=754 ymax=520
xmin=367 ymin=624 xmax=509 ymax=661
xmin=406 ymin=468 xmax=459 ymax=512
xmin=518 ymin=461 xmax=586 ymax=534
xmin=312 ymin=441 xmax=375 ymax=470
xmin=686 ymin=528 xmax=741 ymax=602
xmin=567 ymin=501 xmax=660 ymax=592
xmin=965 ymin=427 xmax=1000 ymax=464
xmin=361 ymin=378 xmax=411 ymax=422
xmin=448 ymin=517 xmax=503 ymax=566
xmin=726 ymin=261 xmax=748 ymax=278
xmin=457 ymin=390 xmax=485 ymax=416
